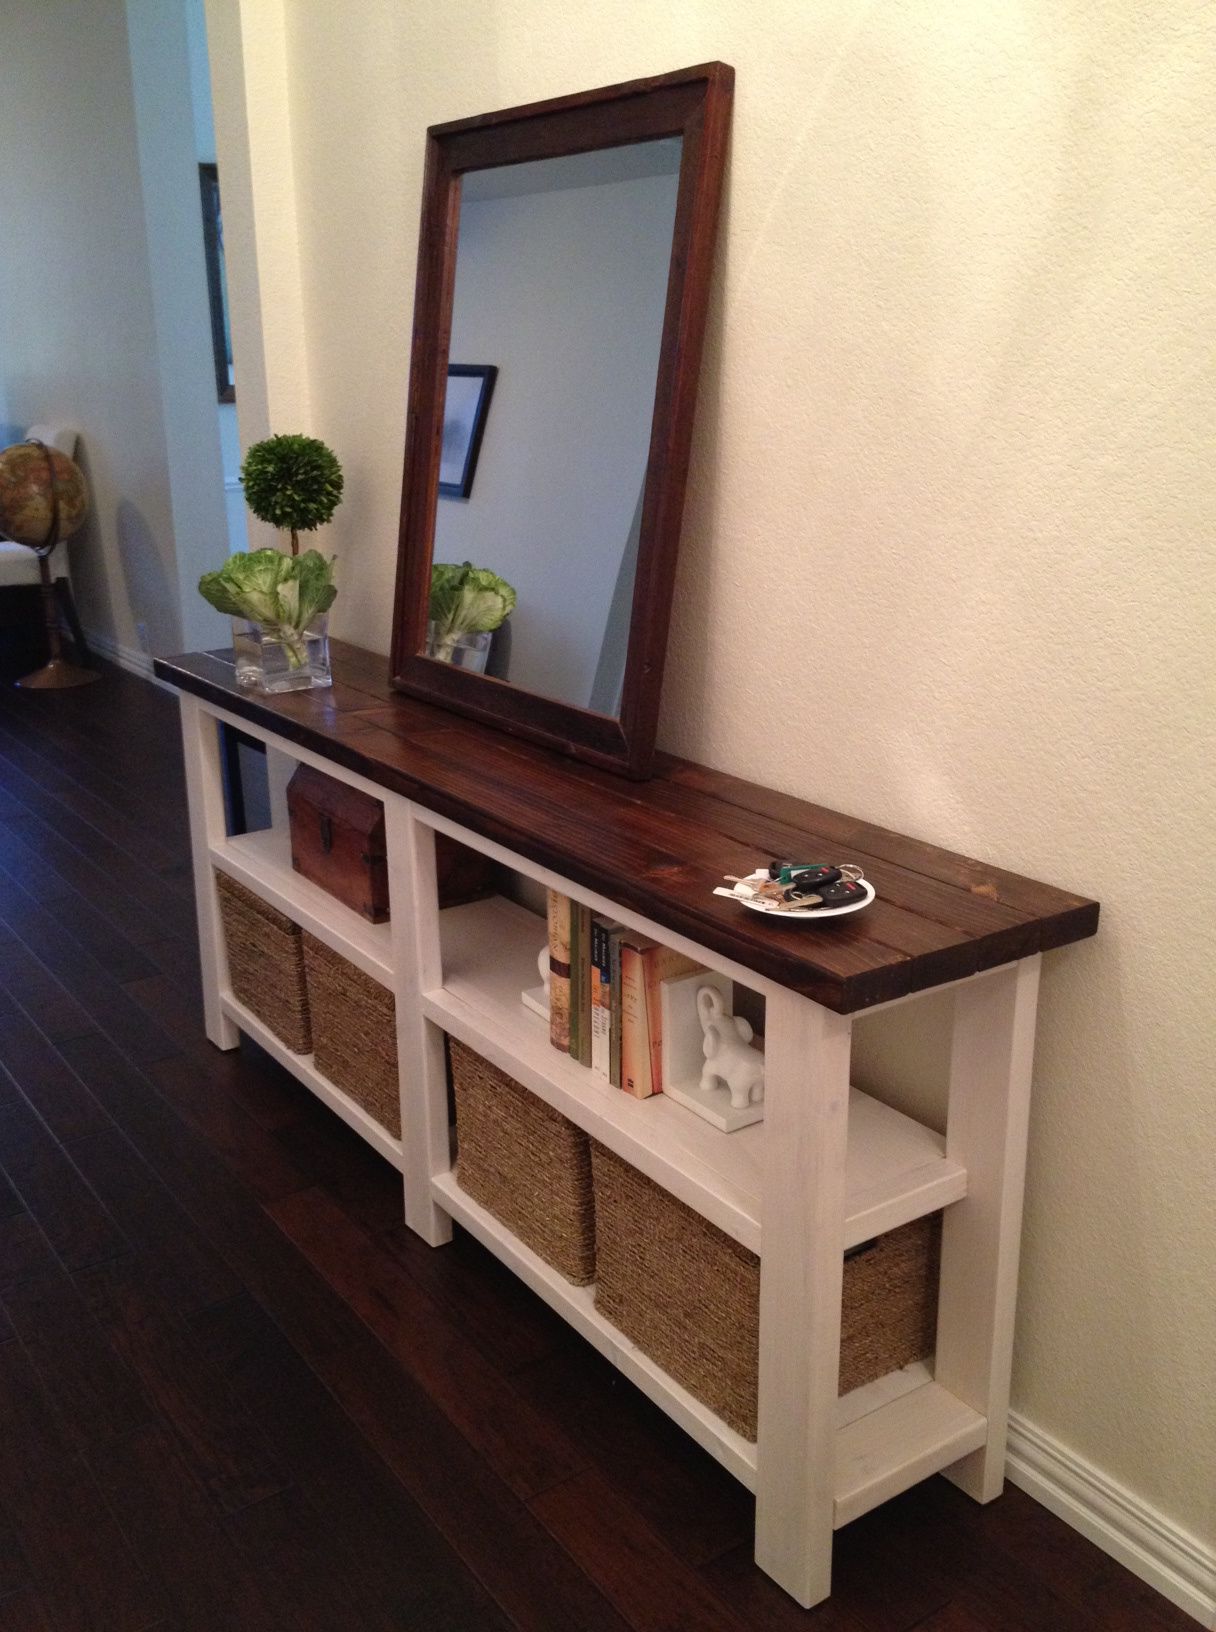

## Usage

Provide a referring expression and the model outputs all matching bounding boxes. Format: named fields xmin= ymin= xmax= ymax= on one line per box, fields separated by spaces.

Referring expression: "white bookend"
xmin=520 ymin=985 xmax=549 ymax=1019
xmin=520 ymin=942 xmax=550 ymax=1019
xmin=660 ymin=969 xmax=766 ymax=1132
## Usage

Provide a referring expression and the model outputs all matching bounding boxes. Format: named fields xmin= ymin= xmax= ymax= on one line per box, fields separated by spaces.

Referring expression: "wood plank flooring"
xmin=0 ymin=661 xmax=1194 ymax=1631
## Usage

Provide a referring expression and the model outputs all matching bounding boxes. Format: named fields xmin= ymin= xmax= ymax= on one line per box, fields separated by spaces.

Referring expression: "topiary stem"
xmin=289 ymin=527 xmax=300 ymax=558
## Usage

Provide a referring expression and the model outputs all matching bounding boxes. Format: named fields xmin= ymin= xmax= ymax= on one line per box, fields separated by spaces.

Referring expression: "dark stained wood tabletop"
xmin=154 ymin=642 xmax=1098 ymax=1013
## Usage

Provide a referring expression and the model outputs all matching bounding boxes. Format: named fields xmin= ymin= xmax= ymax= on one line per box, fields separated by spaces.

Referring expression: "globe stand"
xmin=16 ymin=547 xmax=100 ymax=690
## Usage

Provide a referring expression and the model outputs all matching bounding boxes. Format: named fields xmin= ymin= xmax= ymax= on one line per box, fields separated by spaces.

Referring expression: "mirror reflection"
xmin=425 ymin=137 xmax=682 ymax=715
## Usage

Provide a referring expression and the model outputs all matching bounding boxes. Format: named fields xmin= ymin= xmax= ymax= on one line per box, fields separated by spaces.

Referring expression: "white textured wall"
xmin=220 ymin=0 xmax=1214 ymax=1546
xmin=204 ymin=0 xmax=310 ymax=561
xmin=126 ymin=0 xmax=231 ymax=655
xmin=0 ymin=0 xmax=183 ymax=658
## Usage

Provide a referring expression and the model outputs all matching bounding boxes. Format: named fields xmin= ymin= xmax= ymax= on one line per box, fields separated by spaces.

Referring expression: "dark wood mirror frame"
xmin=389 ymin=62 xmax=733 ymax=780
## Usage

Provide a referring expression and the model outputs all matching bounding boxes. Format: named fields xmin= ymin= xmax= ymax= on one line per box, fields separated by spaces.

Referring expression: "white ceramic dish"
xmin=714 ymin=870 xmax=875 ymax=921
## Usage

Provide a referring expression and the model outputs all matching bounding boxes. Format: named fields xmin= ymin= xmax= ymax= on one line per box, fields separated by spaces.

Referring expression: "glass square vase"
xmin=425 ymin=622 xmax=492 ymax=673
xmin=232 ymin=613 xmax=332 ymax=693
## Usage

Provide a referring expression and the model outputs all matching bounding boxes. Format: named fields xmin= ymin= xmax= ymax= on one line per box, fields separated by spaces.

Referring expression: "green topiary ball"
xmin=240 ymin=433 xmax=343 ymax=552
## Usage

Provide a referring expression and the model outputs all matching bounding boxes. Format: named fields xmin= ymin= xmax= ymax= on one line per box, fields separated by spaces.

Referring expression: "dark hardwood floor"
xmin=0 ymin=659 xmax=1193 ymax=1631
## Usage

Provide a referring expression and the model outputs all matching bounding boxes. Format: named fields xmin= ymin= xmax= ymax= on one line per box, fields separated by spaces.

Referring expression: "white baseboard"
xmin=1007 ymin=1412 xmax=1215 ymax=1628
xmin=81 ymin=627 xmax=165 ymax=686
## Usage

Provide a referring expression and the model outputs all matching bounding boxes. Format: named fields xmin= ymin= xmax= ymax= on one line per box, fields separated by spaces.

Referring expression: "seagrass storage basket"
xmin=590 ymin=1141 xmax=940 ymax=1439
xmin=215 ymin=871 xmax=311 ymax=1053
xmin=301 ymin=933 xmax=401 ymax=1137
xmin=450 ymin=1038 xmax=596 ymax=1285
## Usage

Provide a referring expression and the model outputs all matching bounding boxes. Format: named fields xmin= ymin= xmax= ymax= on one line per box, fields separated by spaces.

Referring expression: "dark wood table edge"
xmin=154 ymin=650 xmax=1099 ymax=1015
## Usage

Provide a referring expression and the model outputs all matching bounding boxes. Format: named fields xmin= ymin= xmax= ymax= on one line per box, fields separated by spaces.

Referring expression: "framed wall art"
xmin=198 ymin=163 xmax=235 ymax=403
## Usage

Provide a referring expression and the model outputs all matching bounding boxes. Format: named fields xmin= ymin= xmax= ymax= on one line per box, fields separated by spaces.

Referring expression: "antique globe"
xmin=0 ymin=441 xmax=88 ymax=548
xmin=0 ymin=439 xmax=98 ymax=688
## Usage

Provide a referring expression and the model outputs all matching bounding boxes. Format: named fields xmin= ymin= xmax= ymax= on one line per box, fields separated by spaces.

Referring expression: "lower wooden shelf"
xmin=430 ymin=1169 xmax=987 ymax=1523
xmin=833 ymin=1377 xmax=987 ymax=1527
xmin=219 ymin=990 xmax=404 ymax=1171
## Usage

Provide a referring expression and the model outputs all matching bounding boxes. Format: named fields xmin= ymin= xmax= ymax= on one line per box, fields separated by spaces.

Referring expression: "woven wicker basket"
xmin=301 ymin=933 xmax=401 ymax=1137
xmin=450 ymin=1039 xmax=596 ymax=1285
xmin=591 ymin=1142 xmax=940 ymax=1439
xmin=215 ymin=871 xmax=311 ymax=1053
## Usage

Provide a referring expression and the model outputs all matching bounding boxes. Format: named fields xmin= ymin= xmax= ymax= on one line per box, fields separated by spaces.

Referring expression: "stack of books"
xmin=546 ymin=889 xmax=704 ymax=1098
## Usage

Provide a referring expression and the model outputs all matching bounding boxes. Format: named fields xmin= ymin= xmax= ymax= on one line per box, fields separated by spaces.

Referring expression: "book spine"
xmin=575 ymin=903 xmax=593 ymax=1067
xmin=608 ymin=927 xmax=624 ymax=1087
xmin=620 ymin=938 xmax=655 ymax=1097
xmin=590 ymin=920 xmax=608 ymax=1080
xmin=547 ymin=889 xmax=571 ymax=1054
xmin=568 ymin=903 xmax=582 ymax=1060
xmin=591 ymin=918 xmax=619 ymax=1081
xmin=644 ymin=948 xmax=704 ymax=1094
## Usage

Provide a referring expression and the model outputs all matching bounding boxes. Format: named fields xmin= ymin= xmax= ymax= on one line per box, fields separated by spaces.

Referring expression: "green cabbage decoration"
xmin=199 ymin=548 xmax=337 ymax=669
xmin=428 ymin=562 xmax=517 ymax=663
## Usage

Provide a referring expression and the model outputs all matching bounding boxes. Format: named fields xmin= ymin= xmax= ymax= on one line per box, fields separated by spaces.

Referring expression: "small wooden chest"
xmin=287 ymin=765 xmax=501 ymax=920
xmin=288 ymin=765 xmax=389 ymax=922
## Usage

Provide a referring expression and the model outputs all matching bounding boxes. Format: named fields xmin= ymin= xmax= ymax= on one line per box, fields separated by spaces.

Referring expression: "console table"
xmin=155 ymin=640 xmax=1098 ymax=1609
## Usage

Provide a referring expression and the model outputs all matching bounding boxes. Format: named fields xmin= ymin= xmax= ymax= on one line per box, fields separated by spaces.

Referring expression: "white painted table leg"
xmin=178 ymin=696 xmax=239 ymax=1051
xmin=754 ymin=989 xmax=853 ymax=1608
xmin=385 ymin=798 xmax=453 ymax=1245
xmin=936 ymin=955 xmax=1041 ymax=1501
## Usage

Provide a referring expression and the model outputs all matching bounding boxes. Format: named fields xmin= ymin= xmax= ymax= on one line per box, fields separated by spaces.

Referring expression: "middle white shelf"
xmin=424 ymin=895 xmax=968 ymax=1255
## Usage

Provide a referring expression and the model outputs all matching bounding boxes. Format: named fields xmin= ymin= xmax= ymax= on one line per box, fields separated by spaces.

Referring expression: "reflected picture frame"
xmin=438 ymin=364 xmax=497 ymax=498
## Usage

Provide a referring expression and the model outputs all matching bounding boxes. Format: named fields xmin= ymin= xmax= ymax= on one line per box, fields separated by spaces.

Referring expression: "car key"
xmin=808 ymin=878 xmax=868 ymax=908
xmin=784 ymin=878 xmax=833 ymax=902
xmin=788 ymin=864 xmax=842 ymax=891
xmin=769 ymin=861 xmax=840 ymax=888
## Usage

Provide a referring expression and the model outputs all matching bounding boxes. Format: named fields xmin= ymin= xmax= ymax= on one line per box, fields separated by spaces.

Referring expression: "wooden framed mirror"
xmin=390 ymin=63 xmax=733 ymax=779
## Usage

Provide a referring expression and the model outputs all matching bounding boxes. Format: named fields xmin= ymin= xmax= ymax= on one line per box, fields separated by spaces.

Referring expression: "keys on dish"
xmin=720 ymin=863 xmax=867 ymax=911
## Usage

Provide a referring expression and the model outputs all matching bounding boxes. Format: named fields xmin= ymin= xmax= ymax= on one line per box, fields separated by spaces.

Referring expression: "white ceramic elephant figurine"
xmin=697 ymin=986 xmax=765 ymax=1110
